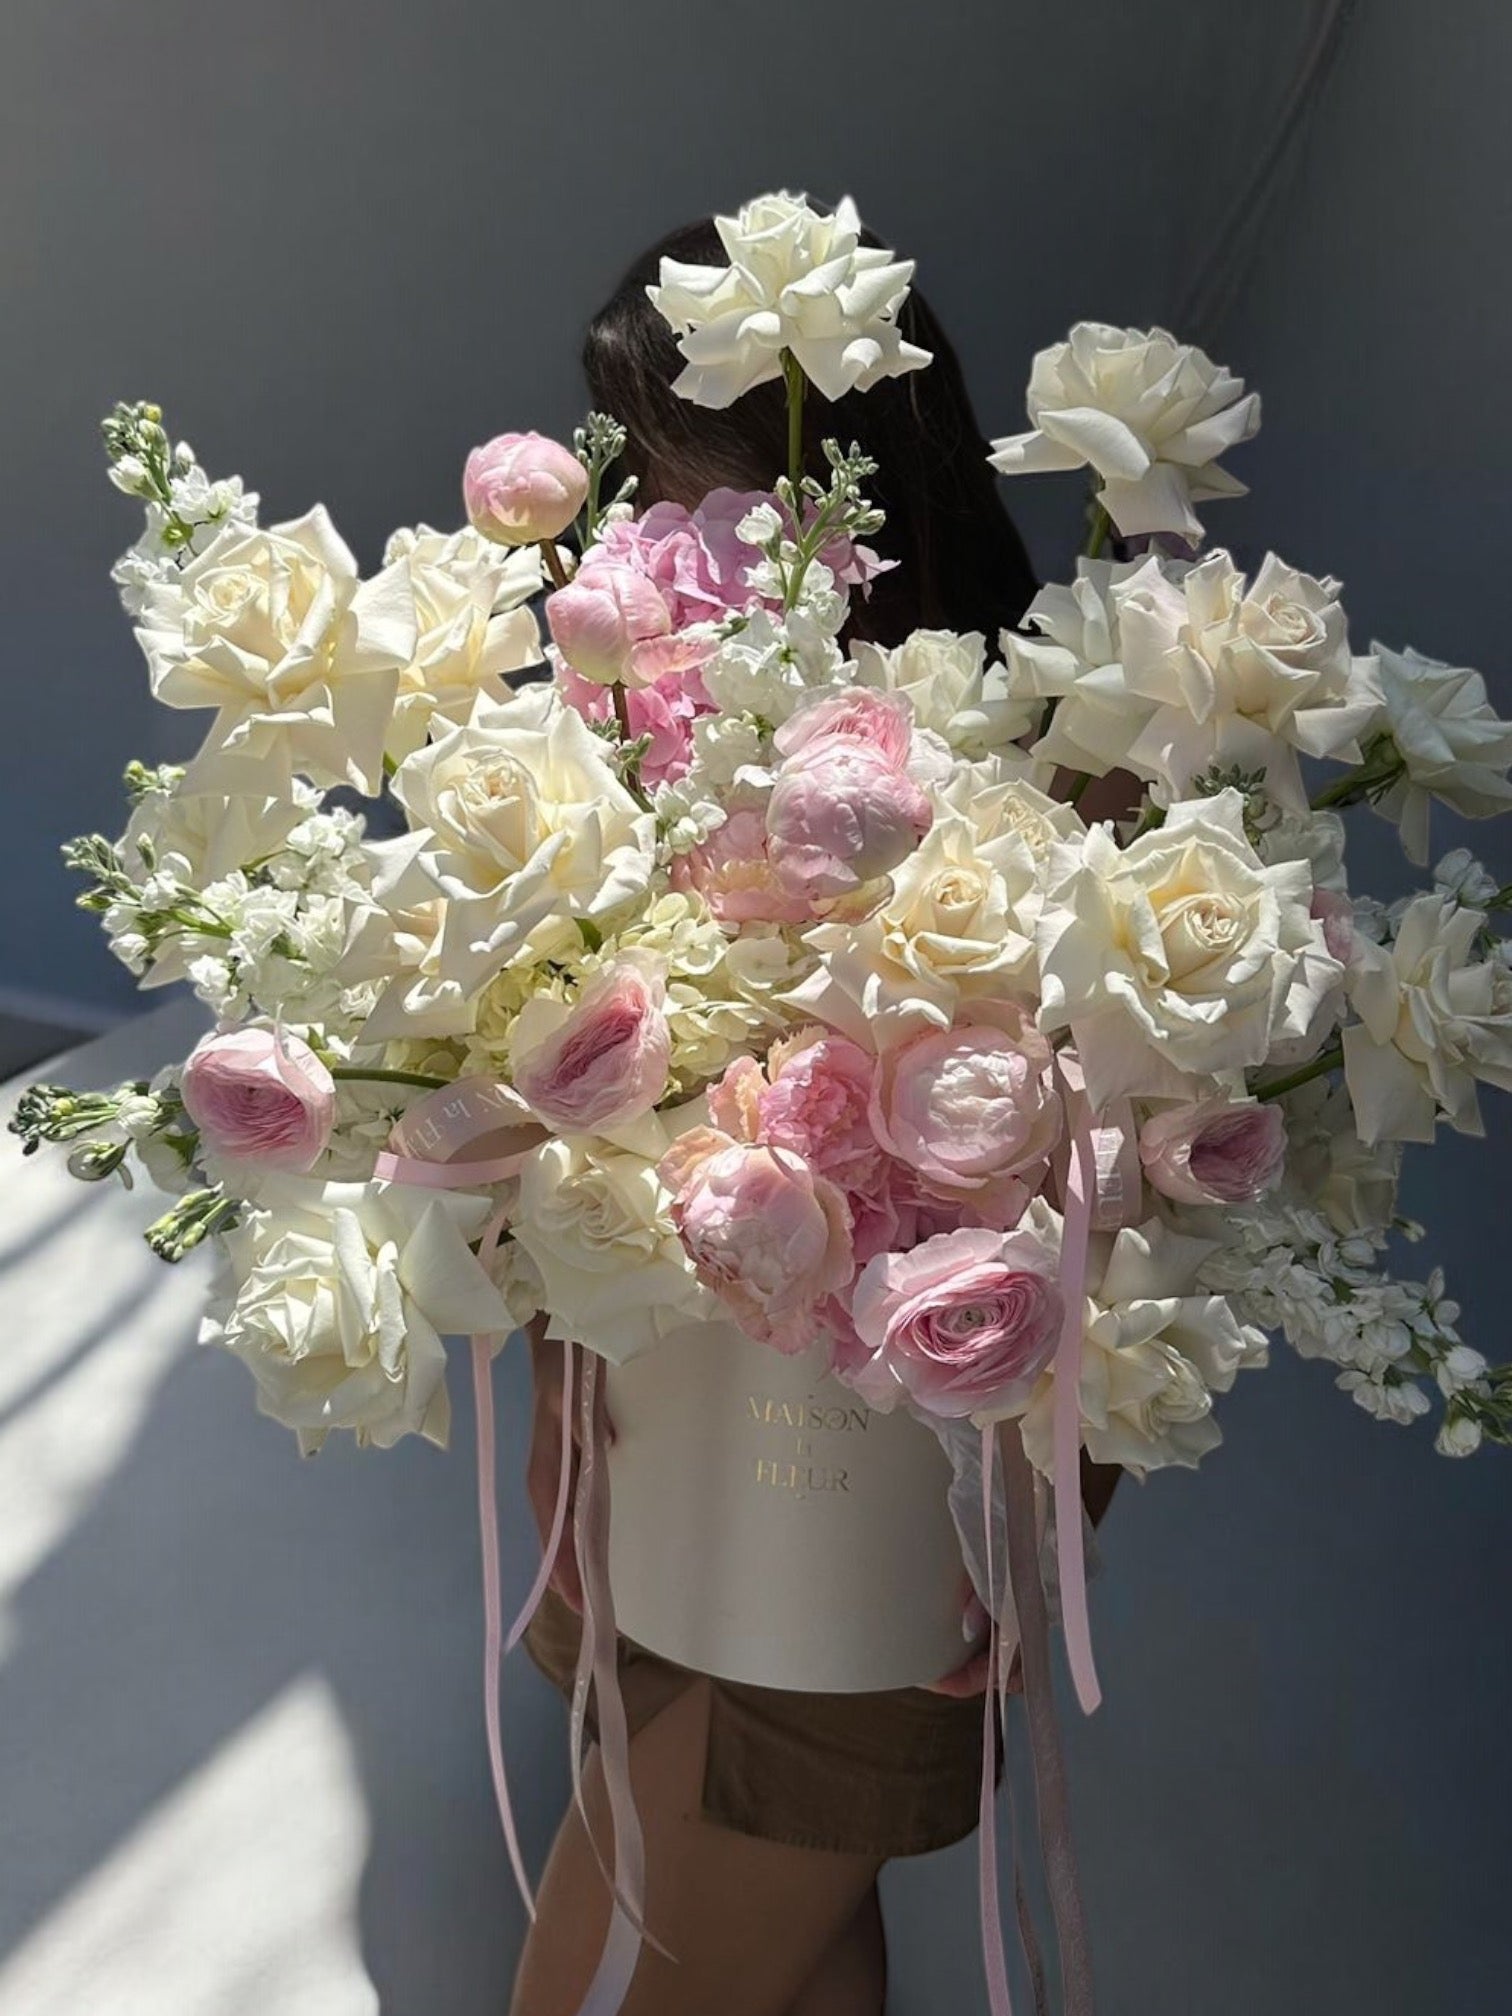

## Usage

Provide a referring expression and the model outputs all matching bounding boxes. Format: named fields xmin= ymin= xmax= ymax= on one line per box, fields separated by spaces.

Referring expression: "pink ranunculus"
xmin=774 ymin=686 xmax=917 ymax=772
xmin=670 ymin=807 xmax=818 ymax=925
xmin=659 ymin=1132 xmax=854 ymax=1354
xmin=463 ymin=431 xmax=588 ymax=547
xmin=870 ymin=1012 xmax=1061 ymax=1224
xmin=766 ymin=745 xmax=933 ymax=900
xmin=755 ymin=1030 xmax=881 ymax=1192
xmin=180 ymin=1026 xmax=335 ymax=1172
xmin=513 ymin=962 xmax=670 ymax=1133
xmin=545 ymin=560 xmax=672 ymax=686
xmin=1138 ymin=1098 xmax=1287 ymax=1206
xmin=847 ymin=1224 xmax=1064 ymax=1419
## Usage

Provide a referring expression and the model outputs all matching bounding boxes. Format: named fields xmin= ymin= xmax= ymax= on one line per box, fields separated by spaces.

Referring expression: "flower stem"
xmin=611 ymin=680 xmax=635 ymax=743
xmin=1253 ymin=1041 xmax=1344 ymax=1102
xmin=330 ymin=1066 xmax=449 ymax=1091
xmin=539 ymin=539 xmax=571 ymax=592
xmin=1084 ymin=499 xmax=1111 ymax=560
xmin=782 ymin=350 xmax=805 ymax=489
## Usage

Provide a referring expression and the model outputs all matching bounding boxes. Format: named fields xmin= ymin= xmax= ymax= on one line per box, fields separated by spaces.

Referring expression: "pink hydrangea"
xmin=556 ymin=657 xmax=713 ymax=788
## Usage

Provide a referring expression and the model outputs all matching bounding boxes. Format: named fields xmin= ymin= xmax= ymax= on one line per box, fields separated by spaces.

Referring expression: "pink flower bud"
xmin=1138 ymin=1097 xmax=1287 ymax=1205
xmin=180 ymin=1026 xmax=335 ymax=1172
xmin=463 ymin=430 xmax=588 ymax=546
xmin=512 ymin=962 xmax=670 ymax=1133
xmin=546 ymin=561 xmax=672 ymax=686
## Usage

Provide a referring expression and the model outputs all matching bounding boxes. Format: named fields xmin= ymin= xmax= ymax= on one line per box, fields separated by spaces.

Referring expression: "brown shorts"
xmin=523 ymin=1584 xmax=992 ymax=1859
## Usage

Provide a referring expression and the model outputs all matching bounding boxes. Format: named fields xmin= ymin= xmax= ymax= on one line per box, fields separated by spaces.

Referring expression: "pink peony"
xmin=870 ymin=1013 xmax=1060 ymax=1223
xmin=659 ymin=1128 xmax=854 ymax=1354
xmin=181 ymin=1026 xmax=335 ymax=1172
xmin=463 ymin=431 xmax=588 ymax=546
xmin=1138 ymin=1098 xmax=1287 ymax=1205
xmin=774 ymin=687 xmax=916 ymax=771
xmin=753 ymin=1030 xmax=881 ymax=1192
xmin=670 ymin=808 xmax=818 ymax=925
xmin=766 ymin=744 xmax=933 ymax=899
xmin=513 ymin=962 xmax=670 ymax=1133
xmin=846 ymin=1224 xmax=1064 ymax=1420
xmin=546 ymin=561 xmax=672 ymax=686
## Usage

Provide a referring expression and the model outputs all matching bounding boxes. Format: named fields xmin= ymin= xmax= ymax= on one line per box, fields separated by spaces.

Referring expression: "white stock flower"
xmin=201 ymin=1177 xmax=513 ymax=1453
xmin=382 ymin=524 xmax=544 ymax=762
xmin=647 ymin=191 xmax=931 ymax=407
xmin=135 ymin=506 xmax=417 ymax=794
xmin=696 ymin=603 xmax=848 ymax=730
xmin=1002 ymin=558 xmax=1167 ymax=779
xmin=1342 ymin=893 xmax=1512 ymax=1142
xmin=990 ymin=323 xmax=1259 ymax=541
xmin=791 ymin=767 xmax=1081 ymax=1043
xmin=1037 ymin=789 xmax=1341 ymax=1105
xmin=853 ymin=629 xmax=1038 ymax=758
xmin=391 ymin=685 xmax=657 ymax=997
xmin=1019 ymin=1218 xmax=1267 ymax=1477
xmin=1370 ymin=643 xmax=1512 ymax=864
xmin=1115 ymin=551 xmax=1383 ymax=809
xmin=508 ymin=1108 xmax=717 ymax=1363
xmin=112 ymin=472 xmax=259 ymax=618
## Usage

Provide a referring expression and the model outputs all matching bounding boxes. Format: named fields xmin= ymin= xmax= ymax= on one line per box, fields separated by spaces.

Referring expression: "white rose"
xmin=790 ymin=767 xmax=1081 ymax=1043
xmin=647 ymin=191 xmax=931 ymax=407
xmin=135 ymin=506 xmax=417 ymax=795
xmin=1342 ymin=893 xmax=1512 ymax=1142
xmin=1002 ymin=558 xmax=1168 ymax=779
xmin=853 ymin=629 xmax=1038 ymax=758
xmin=382 ymin=524 xmax=544 ymax=763
xmin=391 ymin=685 xmax=657 ymax=997
xmin=201 ymin=1177 xmax=513 ymax=1454
xmin=1115 ymin=551 xmax=1383 ymax=809
xmin=990 ymin=323 xmax=1260 ymax=541
xmin=1019 ymin=1218 xmax=1267 ymax=1477
xmin=1370 ymin=643 xmax=1512 ymax=865
xmin=507 ymin=1108 xmax=716 ymax=1363
xmin=1037 ymin=789 xmax=1341 ymax=1105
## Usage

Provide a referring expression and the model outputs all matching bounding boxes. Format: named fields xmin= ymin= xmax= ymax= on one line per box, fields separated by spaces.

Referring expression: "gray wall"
xmin=2 ymin=2 xmax=1510 ymax=2010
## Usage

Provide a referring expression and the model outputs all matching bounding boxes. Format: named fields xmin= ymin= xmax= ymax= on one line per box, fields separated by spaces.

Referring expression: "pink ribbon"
xmin=1051 ymin=1062 xmax=1103 ymax=1719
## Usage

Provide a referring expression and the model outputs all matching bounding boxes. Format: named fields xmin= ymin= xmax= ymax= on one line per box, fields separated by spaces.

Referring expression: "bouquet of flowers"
xmin=15 ymin=188 xmax=1512 ymax=2012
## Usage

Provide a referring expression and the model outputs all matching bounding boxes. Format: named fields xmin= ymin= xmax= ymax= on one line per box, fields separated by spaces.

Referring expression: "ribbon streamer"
xmin=1051 ymin=1064 xmax=1102 ymax=1718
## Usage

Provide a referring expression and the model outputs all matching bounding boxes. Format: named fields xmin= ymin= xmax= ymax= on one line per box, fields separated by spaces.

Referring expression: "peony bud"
xmin=546 ymin=561 xmax=672 ymax=686
xmin=463 ymin=430 xmax=588 ymax=546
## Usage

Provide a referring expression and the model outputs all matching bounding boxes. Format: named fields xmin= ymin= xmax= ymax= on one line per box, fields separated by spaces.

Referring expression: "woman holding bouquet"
xmin=510 ymin=216 xmax=1119 ymax=2016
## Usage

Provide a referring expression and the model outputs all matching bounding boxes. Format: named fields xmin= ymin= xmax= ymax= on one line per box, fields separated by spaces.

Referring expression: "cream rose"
xmin=1115 ymin=550 xmax=1384 ymax=809
xmin=989 ymin=323 xmax=1260 ymax=542
xmin=201 ymin=1177 xmax=514 ymax=1453
xmin=790 ymin=766 xmax=1083 ymax=1044
xmin=382 ymin=524 xmax=543 ymax=763
xmin=508 ymin=1108 xmax=717 ymax=1363
xmin=1371 ymin=643 xmax=1512 ymax=865
xmin=391 ymin=686 xmax=657 ymax=996
xmin=1019 ymin=1218 xmax=1268 ymax=1476
xmin=1001 ymin=558 xmax=1166 ymax=780
xmin=1343 ymin=893 xmax=1512 ymax=1143
xmin=135 ymin=505 xmax=417 ymax=794
xmin=853 ymin=629 xmax=1037 ymax=758
xmin=1037 ymin=789 xmax=1341 ymax=1105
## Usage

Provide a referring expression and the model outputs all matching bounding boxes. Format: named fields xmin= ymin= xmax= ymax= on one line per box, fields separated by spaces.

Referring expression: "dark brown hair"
xmin=582 ymin=215 xmax=1038 ymax=648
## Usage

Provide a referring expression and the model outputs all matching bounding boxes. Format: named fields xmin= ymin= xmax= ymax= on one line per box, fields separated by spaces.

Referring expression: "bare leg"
xmin=783 ymin=1882 xmax=887 ymax=2016
xmin=510 ymin=1678 xmax=883 ymax=2016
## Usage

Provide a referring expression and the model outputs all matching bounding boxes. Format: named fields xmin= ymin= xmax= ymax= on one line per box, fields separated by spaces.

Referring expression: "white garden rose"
xmin=790 ymin=767 xmax=1080 ymax=1043
xmin=382 ymin=524 xmax=543 ymax=762
xmin=1342 ymin=893 xmax=1512 ymax=1142
xmin=344 ymin=833 xmax=478 ymax=1041
xmin=135 ymin=506 xmax=417 ymax=795
xmin=1371 ymin=643 xmax=1512 ymax=864
xmin=508 ymin=1107 xmax=717 ymax=1363
xmin=647 ymin=191 xmax=931 ymax=407
xmin=1037 ymin=789 xmax=1341 ymax=1104
xmin=391 ymin=685 xmax=657 ymax=998
xmin=989 ymin=323 xmax=1260 ymax=541
xmin=853 ymin=629 xmax=1038 ymax=758
xmin=1019 ymin=1218 xmax=1267 ymax=1477
xmin=201 ymin=1177 xmax=513 ymax=1454
xmin=1002 ymin=557 xmax=1173 ymax=780
xmin=1115 ymin=551 xmax=1383 ymax=809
